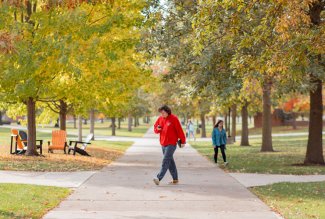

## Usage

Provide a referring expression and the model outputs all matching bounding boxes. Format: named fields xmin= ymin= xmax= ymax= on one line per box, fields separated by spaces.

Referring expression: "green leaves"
xmin=0 ymin=0 xmax=155 ymax=123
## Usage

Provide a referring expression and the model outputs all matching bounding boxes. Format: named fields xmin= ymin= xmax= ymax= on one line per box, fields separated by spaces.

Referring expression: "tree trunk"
xmin=240 ymin=102 xmax=250 ymax=146
xmin=228 ymin=108 xmax=231 ymax=136
xmin=25 ymin=0 xmax=32 ymax=21
xmin=73 ymin=115 xmax=77 ymax=129
xmin=200 ymin=113 xmax=206 ymax=138
xmin=0 ymin=111 xmax=2 ymax=125
xmin=26 ymin=97 xmax=37 ymax=156
xmin=134 ymin=117 xmax=138 ymax=127
xmin=128 ymin=115 xmax=132 ymax=132
xmin=261 ymin=81 xmax=274 ymax=152
xmin=136 ymin=117 xmax=140 ymax=126
xmin=59 ymin=100 xmax=67 ymax=131
xmin=118 ymin=118 xmax=121 ymax=129
xmin=224 ymin=113 xmax=228 ymax=133
xmin=292 ymin=112 xmax=297 ymax=130
xmin=305 ymin=76 xmax=324 ymax=164
xmin=90 ymin=109 xmax=95 ymax=140
xmin=196 ymin=119 xmax=200 ymax=134
xmin=304 ymin=0 xmax=324 ymax=164
xmin=231 ymin=104 xmax=237 ymax=142
xmin=111 ymin=117 xmax=116 ymax=136
xmin=78 ymin=116 xmax=82 ymax=141
xmin=212 ymin=115 xmax=216 ymax=127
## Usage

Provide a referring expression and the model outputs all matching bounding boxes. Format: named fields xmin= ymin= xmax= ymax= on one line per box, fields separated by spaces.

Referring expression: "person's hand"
xmin=180 ymin=144 xmax=186 ymax=148
xmin=157 ymin=125 xmax=162 ymax=131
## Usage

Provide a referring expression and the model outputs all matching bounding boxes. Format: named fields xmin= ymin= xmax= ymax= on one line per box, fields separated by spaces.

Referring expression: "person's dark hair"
xmin=158 ymin=105 xmax=172 ymax=115
xmin=214 ymin=120 xmax=224 ymax=128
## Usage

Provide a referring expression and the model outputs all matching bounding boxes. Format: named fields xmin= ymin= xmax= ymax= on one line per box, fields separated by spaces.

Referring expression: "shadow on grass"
xmin=292 ymin=163 xmax=325 ymax=167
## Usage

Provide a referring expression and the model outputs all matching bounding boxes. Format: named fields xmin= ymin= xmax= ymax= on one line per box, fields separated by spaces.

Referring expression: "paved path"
xmin=44 ymin=128 xmax=282 ymax=219
xmin=230 ymin=173 xmax=325 ymax=187
xmin=0 ymin=171 xmax=96 ymax=188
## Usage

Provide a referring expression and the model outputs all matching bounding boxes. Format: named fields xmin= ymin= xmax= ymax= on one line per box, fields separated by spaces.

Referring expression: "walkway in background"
xmin=44 ymin=128 xmax=282 ymax=219
xmin=0 ymin=171 xmax=96 ymax=188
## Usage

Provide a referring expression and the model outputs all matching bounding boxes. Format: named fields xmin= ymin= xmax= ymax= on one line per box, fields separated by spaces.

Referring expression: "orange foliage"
xmin=283 ymin=98 xmax=298 ymax=112
xmin=282 ymin=96 xmax=309 ymax=113
xmin=97 ymin=112 xmax=105 ymax=119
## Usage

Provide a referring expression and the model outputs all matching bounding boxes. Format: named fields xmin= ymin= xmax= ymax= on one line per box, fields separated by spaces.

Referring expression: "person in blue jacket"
xmin=212 ymin=120 xmax=228 ymax=166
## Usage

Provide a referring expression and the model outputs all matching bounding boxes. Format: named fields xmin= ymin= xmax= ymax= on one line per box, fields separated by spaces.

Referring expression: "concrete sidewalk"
xmin=44 ymin=128 xmax=282 ymax=219
xmin=230 ymin=173 xmax=325 ymax=187
xmin=0 ymin=171 xmax=96 ymax=188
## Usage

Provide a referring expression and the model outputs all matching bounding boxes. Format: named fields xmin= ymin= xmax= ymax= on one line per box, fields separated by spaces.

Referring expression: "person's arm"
xmin=212 ymin=129 xmax=216 ymax=147
xmin=223 ymin=130 xmax=227 ymax=145
xmin=154 ymin=118 xmax=162 ymax=134
xmin=174 ymin=117 xmax=186 ymax=144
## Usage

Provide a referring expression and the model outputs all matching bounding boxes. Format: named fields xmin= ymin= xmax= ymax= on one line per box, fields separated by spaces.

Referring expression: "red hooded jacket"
xmin=154 ymin=114 xmax=186 ymax=147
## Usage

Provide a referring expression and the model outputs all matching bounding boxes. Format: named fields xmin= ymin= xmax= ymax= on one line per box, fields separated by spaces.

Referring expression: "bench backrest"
xmin=81 ymin=133 xmax=94 ymax=150
xmin=52 ymin=130 xmax=66 ymax=148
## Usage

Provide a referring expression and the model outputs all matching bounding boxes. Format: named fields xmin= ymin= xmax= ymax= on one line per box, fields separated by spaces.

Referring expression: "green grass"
xmin=190 ymin=135 xmax=325 ymax=175
xmin=183 ymin=119 xmax=318 ymax=138
xmin=0 ymin=183 xmax=70 ymax=219
xmin=0 ymin=127 xmax=134 ymax=171
xmin=38 ymin=120 xmax=151 ymax=137
xmin=251 ymin=182 xmax=325 ymax=219
xmin=238 ymin=126 xmax=311 ymax=136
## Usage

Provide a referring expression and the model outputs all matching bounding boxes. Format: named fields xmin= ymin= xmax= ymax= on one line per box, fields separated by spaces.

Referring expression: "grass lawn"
xmin=237 ymin=126 xmax=312 ymax=136
xmin=38 ymin=119 xmax=152 ymax=137
xmin=190 ymin=135 xmax=325 ymax=175
xmin=183 ymin=118 xmax=319 ymax=138
xmin=251 ymin=182 xmax=325 ymax=219
xmin=0 ymin=127 xmax=133 ymax=171
xmin=0 ymin=183 xmax=70 ymax=219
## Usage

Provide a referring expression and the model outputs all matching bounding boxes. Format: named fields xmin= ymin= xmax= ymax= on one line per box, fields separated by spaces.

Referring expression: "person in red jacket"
xmin=153 ymin=105 xmax=186 ymax=185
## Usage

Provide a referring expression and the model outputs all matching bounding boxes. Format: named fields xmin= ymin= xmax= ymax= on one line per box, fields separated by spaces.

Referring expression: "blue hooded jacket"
xmin=212 ymin=128 xmax=227 ymax=147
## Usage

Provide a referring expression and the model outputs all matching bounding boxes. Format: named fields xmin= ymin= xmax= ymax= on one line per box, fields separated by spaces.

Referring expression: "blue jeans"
xmin=157 ymin=145 xmax=178 ymax=181
xmin=188 ymin=130 xmax=195 ymax=140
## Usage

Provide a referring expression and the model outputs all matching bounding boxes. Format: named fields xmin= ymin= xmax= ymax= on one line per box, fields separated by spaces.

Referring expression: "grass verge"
xmin=0 ymin=183 xmax=70 ymax=219
xmin=190 ymin=135 xmax=325 ymax=174
xmin=0 ymin=126 xmax=133 ymax=171
xmin=251 ymin=182 xmax=325 ymax=219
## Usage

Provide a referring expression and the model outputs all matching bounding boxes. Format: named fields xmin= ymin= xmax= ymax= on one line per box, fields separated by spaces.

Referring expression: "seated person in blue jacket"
xmin=212 ymin=120 xmax=228 ymax=166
